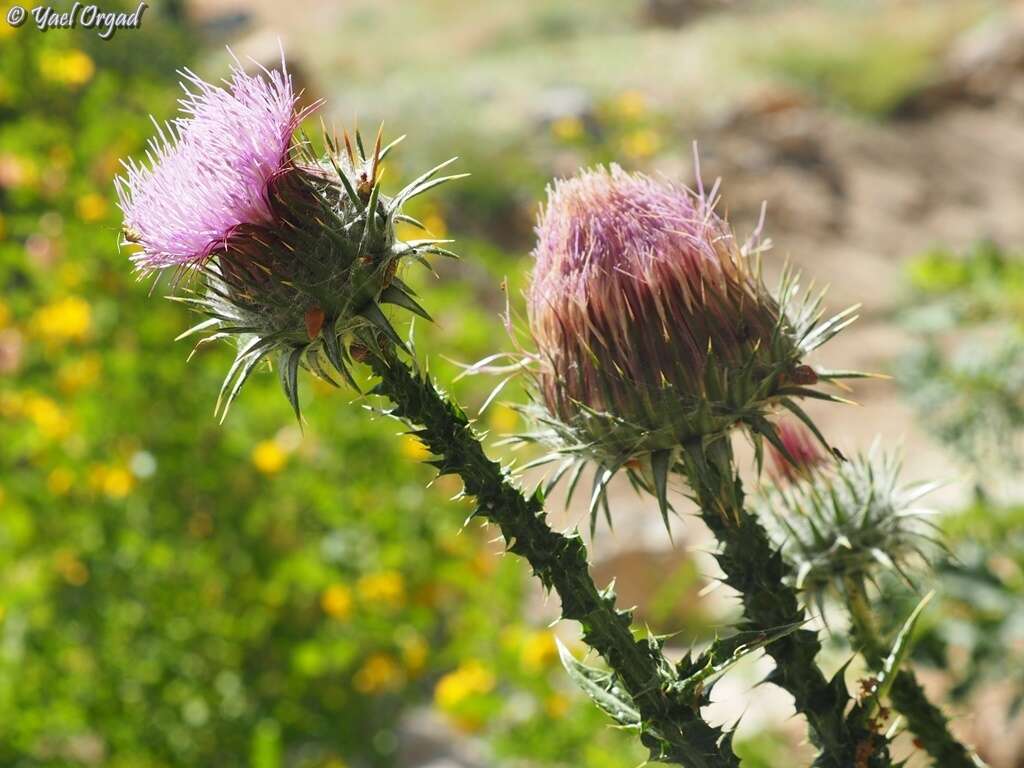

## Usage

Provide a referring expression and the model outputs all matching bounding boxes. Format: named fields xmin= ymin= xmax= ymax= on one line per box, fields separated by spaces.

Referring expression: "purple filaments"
xmin=116 ymin=58 xmax=316 ymax=273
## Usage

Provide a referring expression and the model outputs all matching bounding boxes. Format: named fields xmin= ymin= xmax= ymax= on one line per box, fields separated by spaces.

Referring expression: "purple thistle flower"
xmin=116 ymin=54 xmax=464 ymax=420
xmin=116 ymin=56 xmax=313 ymax=273
xmin=522 ymin=163 xmax=858 ymax=526
xmin=527 ymin=164 xmax=782 ymax=440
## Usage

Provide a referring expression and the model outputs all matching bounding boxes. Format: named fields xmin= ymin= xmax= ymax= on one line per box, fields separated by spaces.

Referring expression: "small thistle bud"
xmin=757 ymin=429 xmax=945 ymax=616
xmin=117 ymin=54 xmax=463 ymax=419
xmin=769 ymin=419 xmax=830 ymax=483
xmin=522 ymin=164 xmax=857 ymax=523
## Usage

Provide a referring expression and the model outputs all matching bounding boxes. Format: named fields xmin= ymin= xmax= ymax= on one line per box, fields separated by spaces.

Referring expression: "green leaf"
xmin=877 ymin=591 xmax=934 ymax=704
xmin=556 ymin=640 xmax=640 ymax=727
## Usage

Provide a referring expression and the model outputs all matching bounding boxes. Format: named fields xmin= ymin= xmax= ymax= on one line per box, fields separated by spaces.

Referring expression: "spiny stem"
xmin=365 ymin=345 xmax=737 ymax=767
xmin=679 ymin=438 xmax=889 ymax=768
xmin=843 ymin=577 xmax=978 ymax=768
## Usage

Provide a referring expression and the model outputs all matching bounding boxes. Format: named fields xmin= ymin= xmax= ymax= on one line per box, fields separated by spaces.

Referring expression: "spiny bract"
xmin=519 ymin=163 xmax=861 ymax=529
xmin=117 ymin=54 xmax=463 ymax=420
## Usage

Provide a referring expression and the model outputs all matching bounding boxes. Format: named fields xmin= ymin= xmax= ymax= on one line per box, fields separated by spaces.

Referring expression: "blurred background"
xmin=2 ymin=0 xmax=1024 ymax=765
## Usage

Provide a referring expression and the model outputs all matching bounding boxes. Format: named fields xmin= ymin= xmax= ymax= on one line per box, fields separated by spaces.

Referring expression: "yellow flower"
xmin=47 ymin=467 xmax=74 ymax=496
xmin=434 ymin=660 xmax=495 ymax=712
xmin=75 ymin=193 xmax=107 ymax=222
xmin=487 ymin=403 xmax=519 ymax=434
xmin=39 ymin=49 xmax=95 ymax=87
xmin=551 ymin=116 xmax=584 ymax=142
xmin=395 ymin=204 xmax=447 ymax=241
xmin=57 ymin=354 xmax=101 ymax=394
xmin=54 ymin=549 xmax=89 ymax=586
xmin=544 ymin=693 xmax=571 ymax=718
xmin=101 ymin=466 xmax=134 ymax=499
xmin=32 ymin=296 xmax=91 ymax=345
xmin=0 ymin=300 xmax=9 ymax=329
xmin=520 ymin=630 xmax=557 ymax=672
xmin=422 ymin=210 xmax=447 ymax=239
xmin=23 ymin=393 xmax=70 ymax=439
xmin=399 ymin=434 xmax=430 ymax=462
xmin=620 ymin=129 xmax=661 ymax=159
xmin=251 ymin=440 xmax=287 ymax=475
xmin=320 ymin=584 xmax=353 ymax=620
xmin=357 ymin=571 xmax=405 ymax=609
xmin=400 ymin=634 xmax=428 ymax=674
xmin=353 ymin=653 xmax=403 ymax=694
xmin=613 ymin=90 xmax=648 ymax=120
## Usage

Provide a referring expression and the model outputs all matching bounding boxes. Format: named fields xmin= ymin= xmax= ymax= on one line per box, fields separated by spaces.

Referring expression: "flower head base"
xmin=522 ymin=164 xmax=858 ymax=526
xmin=117 ymin=56 xmax=463 ymax=420
xmin=757 ymin=431 xmax=945 ymax=616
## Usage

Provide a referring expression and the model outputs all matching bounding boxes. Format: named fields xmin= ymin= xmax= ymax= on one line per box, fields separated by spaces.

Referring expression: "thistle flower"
xmin=117 ymin=54 xmax=463 ymax=419
xmin=522 ymin=163 xmax=858 ymax=526
xmin=769 ymin=419 xmax=830 ymax=483
xmin=757 ymin=426 xmax=945 ymax=616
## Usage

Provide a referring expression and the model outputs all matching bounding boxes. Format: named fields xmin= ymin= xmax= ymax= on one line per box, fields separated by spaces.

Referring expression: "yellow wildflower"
xmin=357 ymin=571 xmax=405 ymax=609
xmin=422 ymin=210 xmax=448 ymax=239
xmin=434 ymin=660 xmax=495 ymax=712
xmin=46 ymin=467 xmax=74 ymax=496
xmin=320 ymin=584 xmax=353 ymax=620
xmin=101 ymin=466 xmax=134 ymax=499
xmin=487 ymin=403 xmax=519 ymax=434
xmin=54 ymin=549 xmax=89 ymax=586
xmin=23 ymin=393 xmax=70 ymax=439
xmin=400 ymin=634 xmax=428 ymax=674
xmin=353 ymin=653 xmax=403 ymax=694
xmin=399 ymin=434 xmax=430 ymax=462
xmin=39 ymin=49 xmax=95 ymax=87
xmin=75 ymin=193 xmax=107 ymax=222
xmin=32 ymin=296 xmax=91 ymax=345
xmin=613 ymin=90 xmax=648 ymax=120
xmin=621 ymin=129 xmax=661 ymax=159
xmin=551 ymin=116 xmax=584 ymax=142
xmin=57 ymin=354 xmax=101 ymax=394
xmin=251 ymin=440 xmax=287 ymax=475
xmin=545 ymin=693 xmax=571 ymax=718
xmin=520 ymin=630 xmax=557 ymax=672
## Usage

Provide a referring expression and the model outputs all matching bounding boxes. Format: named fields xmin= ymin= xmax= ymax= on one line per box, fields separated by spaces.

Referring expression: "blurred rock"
xmin=897 ymin=8 xmax=1024 ymax=116
xmin=397 ymin=708 xmax=487 ymax=768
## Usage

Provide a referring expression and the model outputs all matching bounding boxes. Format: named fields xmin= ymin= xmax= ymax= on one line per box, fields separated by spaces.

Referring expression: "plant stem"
xmin=679 ymin=438 xmax=888 ymax=768
xmin=365 ymin=346 xmax=737 ymax=767
xmin=843 ymin=577 xmax=978 ymax=768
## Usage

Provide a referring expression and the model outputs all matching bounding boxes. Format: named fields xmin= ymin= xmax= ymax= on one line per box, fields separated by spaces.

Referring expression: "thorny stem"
xmin=843 ymin=577 xmax=979 ymax=768
xmin=365 ymin=345 xmax=738 ymax=767
xmin=679 ymin=437 xmax=890 ymax=768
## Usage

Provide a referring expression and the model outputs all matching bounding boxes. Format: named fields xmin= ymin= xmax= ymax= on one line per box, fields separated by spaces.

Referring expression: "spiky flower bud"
xmin=523 ymin=164 xmax=855 ymax=521
xmin=757 ymin=425 xmax=944 ymax=614
xmin=117 ymin=55 xmax=462 ymax=418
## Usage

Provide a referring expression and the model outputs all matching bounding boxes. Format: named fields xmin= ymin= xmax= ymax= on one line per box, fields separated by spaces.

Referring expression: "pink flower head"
xmin=526 ymin=164 xmax=787 ymax=453
xmin=769 ymin=420 xmax=829 ymax=483
xmin=116 ymin=56 xmax=314 ymax=273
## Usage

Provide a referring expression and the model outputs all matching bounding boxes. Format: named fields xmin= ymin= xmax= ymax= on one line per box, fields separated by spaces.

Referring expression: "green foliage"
xmin=899 ymin=242 xmax=1024 ymax=472
xmin=755 ymin=15 xmax=951 ymax=117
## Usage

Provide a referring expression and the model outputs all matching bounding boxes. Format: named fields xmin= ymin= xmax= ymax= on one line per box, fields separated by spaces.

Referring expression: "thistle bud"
xmin=117 ymin=55 xmax=462 ymax=419
xmin=769 ymin=419 xmax=830 ymax=483
xmin=757 ymin=431 xmax=944 ymax=615
xmin=523 ymin=165 xmax=855 ymax=522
